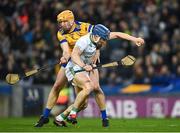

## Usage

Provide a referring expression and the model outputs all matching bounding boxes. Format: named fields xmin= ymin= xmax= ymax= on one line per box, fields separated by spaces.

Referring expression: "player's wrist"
xmin=82 ymin=64 xmax=87 ymax=68
xmin=62 ymin=56 xmax=68 ymax=61
xmin=61 ymin=56 xmax=69 ymax=63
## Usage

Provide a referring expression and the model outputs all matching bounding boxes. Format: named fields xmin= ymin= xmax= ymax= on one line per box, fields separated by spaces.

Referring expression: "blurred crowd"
xmin=0 ymin=0 xmax=180 ymax=86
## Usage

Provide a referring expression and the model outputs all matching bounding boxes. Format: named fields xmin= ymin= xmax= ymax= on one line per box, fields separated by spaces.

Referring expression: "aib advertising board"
xmin=79 ymin=96 xmax=180 ymax=118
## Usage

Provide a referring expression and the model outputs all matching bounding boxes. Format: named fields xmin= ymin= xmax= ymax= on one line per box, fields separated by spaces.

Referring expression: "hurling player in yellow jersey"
xmin=35 ymin=10 xmax=107 ymax=127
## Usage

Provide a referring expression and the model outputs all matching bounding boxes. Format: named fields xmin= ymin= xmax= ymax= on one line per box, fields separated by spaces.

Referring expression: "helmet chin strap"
xmin=69 ymin=21 xmax=74 ymax=26
xmin=90 ymin=35 xmax=102 ymax=49
xmin=92 ymin=35 xmax=100 ymax=43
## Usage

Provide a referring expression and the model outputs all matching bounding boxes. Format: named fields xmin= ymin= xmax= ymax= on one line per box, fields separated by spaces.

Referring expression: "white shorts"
xmin=65 ymin=61 xmax=89 ymax=82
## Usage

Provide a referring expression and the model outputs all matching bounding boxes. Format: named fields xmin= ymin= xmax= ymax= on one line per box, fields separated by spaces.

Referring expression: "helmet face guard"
xmin=57 ymin=20 xmax=73 ymax=32
xmin=57 ymin=10 xmax=74 ymax=31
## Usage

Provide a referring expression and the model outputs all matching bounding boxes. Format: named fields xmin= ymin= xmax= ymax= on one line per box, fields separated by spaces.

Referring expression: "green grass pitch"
xmin=0 ymin=117 xmax=180 ymax=132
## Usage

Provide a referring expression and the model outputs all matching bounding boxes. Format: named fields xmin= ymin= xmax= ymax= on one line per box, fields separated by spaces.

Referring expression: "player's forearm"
xmin=71 ymin=53 xmax=85 ymax=68
xmin=71 ymin=47 xmax=85 ymax=67
xmin=110 ymin=32 xmax=137 ymax=42
xmin=61 ymin=43 xmax=71 ymax=60
xmin=96 ymin=50 xmax=100 ymax=56
xmin=62 ymin=50 xmax=70 ymax=60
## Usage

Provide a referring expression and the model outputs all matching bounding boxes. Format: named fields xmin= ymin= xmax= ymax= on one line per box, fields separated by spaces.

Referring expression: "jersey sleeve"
xmin=57 ymin=31 xmax=67 ymax=45
xmin=76 ymin=37 xmax=88 ymax=52
xmin=81 ymin=22 xmax=94 ymax=33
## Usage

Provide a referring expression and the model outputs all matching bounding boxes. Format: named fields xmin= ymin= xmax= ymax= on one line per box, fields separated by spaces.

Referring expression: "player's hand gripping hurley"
xmin=74 ymin=55 xmax=136 ymax=73
xmin=5 ymin=55 xmax=136 ymax=85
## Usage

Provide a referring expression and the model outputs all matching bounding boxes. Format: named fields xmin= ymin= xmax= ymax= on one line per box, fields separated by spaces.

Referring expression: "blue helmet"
xmin=92 ymin=24 xmax=110 ymax=40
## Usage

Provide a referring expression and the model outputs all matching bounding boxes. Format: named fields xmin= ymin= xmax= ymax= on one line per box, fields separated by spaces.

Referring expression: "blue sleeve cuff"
xmin=61 ymin=63 xmax=67 ymax=67
xmin=59 ymin=39 xmax=67 ymax=45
